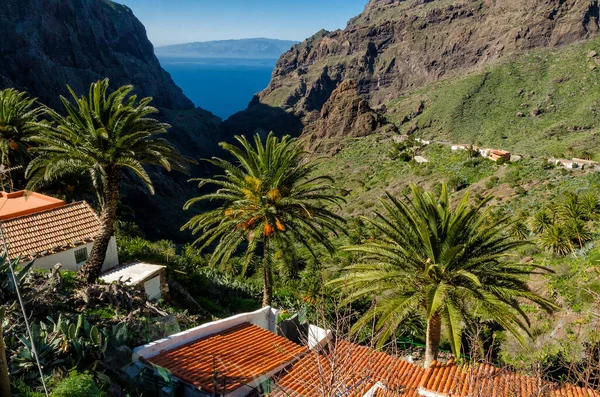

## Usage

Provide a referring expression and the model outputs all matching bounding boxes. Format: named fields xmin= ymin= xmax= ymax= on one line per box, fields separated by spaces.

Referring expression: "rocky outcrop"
xmin=304 ymin=80 xmax=387 ymax=150
xmin=0 ymin=0 xmax=194 ymax=110
xmin=253 ymin=0 xmax=600 ymax=140
xmin=0 ymin=0 xmax=224 ymax=240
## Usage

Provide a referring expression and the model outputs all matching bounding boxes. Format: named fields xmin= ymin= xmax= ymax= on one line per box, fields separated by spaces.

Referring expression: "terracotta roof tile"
xmin=146 ymin=322 xmax=306 ymax=395
xmin=419 ymin=361 xmax=600 ymax=397
xmin=273 ymin=340 xmax=425 ymax=397
xmin=0 ymin=201 xmax=100 ymax=260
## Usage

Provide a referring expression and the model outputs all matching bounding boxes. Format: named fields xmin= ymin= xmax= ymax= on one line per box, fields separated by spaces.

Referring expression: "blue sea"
xmin=158 ymin=57 xmax=278 ymax=120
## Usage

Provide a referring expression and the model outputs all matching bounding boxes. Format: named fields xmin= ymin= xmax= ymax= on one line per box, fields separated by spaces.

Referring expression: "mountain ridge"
xmin=156 ymin=38 xmax=299 ymax=59
xmin=231 ymin=0 xmax=600 ymax=143
xmin=0 ymin=0 xmax=224 ymax=240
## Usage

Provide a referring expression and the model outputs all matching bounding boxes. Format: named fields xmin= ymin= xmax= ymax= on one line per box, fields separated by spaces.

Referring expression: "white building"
xmin=0 ymin=191 xmax=118 ymax=271
xmin=0 ymin=190 xmax=169 ymax=300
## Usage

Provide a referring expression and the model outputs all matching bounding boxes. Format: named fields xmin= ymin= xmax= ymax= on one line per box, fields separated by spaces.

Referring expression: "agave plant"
xmin=52 ymin=314 xmax=107 ymax=369
xmin=11 ymin=321 xmax=64 ymax=377
xmin=0 ymin=307 xmax=9 ymax=397
xmin=0 ymin=255 xmax=33 ymax=303
xmin=12 ymin=314 xmax=108 ymax=376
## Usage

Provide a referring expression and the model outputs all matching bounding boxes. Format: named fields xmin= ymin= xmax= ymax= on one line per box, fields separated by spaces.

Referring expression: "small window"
xmin=74 ymin=247 xmax=88 ymax=264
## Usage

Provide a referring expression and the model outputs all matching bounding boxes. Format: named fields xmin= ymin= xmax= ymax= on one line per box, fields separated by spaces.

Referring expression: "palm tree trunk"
xmin=262 ymin=238 xmax=273 ymax=307
xmin=424 ymin=313 xmax=442 ymax=369
xmin=0 ymin=308 xmax=10 ymax=397
xmin=78 ymin=167 xmax=120 ymax=284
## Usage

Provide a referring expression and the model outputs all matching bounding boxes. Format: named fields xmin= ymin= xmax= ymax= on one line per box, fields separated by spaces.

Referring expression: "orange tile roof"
xmin=145 ymin=322 xmax=306 ymax=395
xmin=419 ymin=360 xmax=600 ymax=397
xmin=0 ymin=190 xmax=65 ymax=220
xmin=0 ymin=201 xmax=100 ymax=260
xmin=273 ymin=345 xmax=599 ymax=397
xmin=273 ymin=340 xmax=425 ymax=397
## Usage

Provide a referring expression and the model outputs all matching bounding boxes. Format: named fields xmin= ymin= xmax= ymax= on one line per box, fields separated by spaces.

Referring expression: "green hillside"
xmin=387 ymin=36 xmax=600 ymax=159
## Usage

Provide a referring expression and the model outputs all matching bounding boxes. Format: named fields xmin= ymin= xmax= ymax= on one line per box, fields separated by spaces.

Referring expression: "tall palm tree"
xmin=182 ymin=132 xmax=345 ymax=307
xmin=0 ymin=88 xmax=44 ymax=187
xmin=26 ymin=79 xmax=192 ymax=283
xmin=329 ymin=183 xmax=556 ymax=368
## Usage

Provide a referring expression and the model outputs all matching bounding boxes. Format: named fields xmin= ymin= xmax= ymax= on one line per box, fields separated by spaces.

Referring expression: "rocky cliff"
xmin=0 ymin=0 xmax=223 ymax=240
xmin=249 ymin=0 xmax=600 ymax=141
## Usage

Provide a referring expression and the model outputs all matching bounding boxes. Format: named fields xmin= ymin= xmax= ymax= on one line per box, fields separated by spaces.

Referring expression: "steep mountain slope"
xmin=386 ymin=35 xmax=600 ymax=157
xmin=0 ymin=0 xmax=223 ymax=240
xmin=155 ymin=38 xmax=299 ymax=59
xmin=240 ymin=0 xmax=600 ymax=141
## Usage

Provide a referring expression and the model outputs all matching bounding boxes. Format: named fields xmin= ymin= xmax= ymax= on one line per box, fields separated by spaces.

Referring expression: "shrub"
xmin=50 ymin=371 xmax=103 ymax=397
xmin=11 ymin=379 xmax=45 ymax=397
xmin=485 ymin=176 xmax=500 ymax=189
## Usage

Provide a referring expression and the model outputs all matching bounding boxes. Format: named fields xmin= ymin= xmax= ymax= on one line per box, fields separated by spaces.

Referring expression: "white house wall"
xmin=133 ymin=306 xmax=280 ymax=361
xmin=28 ymin=236 xmax=119 ymax=272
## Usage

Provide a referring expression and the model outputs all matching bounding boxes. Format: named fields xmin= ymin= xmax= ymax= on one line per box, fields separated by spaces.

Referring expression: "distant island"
xmin=155 ymin=38 xmax=299 ymax=59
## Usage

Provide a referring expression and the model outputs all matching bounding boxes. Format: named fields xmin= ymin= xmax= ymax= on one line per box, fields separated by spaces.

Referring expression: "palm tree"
xmin=0 ymin=88 xmax=44 ymax=187
xmin=539 ymin=223 xmax=576 ymax=256
xmin=329 ymin=183 xmax=556 ymax=368
xmin=26 ymin=79 xmax=192 ymax=283
xmin=182 ymin=132 xmax=345 ymax=307
xmin=528 ymin=209 xmax=554 ymax=234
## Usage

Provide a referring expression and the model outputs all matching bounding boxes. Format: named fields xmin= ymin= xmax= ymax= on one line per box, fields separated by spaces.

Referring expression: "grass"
xmin=310 ymin=129 xmax=600 ymax=368
xmin=386 ymin=35 xmax=600 ymax=158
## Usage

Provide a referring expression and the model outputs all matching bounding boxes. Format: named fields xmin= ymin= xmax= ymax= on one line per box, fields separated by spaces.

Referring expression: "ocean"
xmin=158 ymin=57 xmax=278 ymax=120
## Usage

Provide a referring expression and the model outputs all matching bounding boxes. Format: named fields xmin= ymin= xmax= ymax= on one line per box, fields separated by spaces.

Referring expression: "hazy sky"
xmin=116 ymin=0 xmax=367 ymax=46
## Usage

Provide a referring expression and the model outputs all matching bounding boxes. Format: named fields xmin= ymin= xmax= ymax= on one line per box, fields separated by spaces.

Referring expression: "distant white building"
xmin=414 ymin=156 xmax=429 ymax=164
xmin=451 ymin=144 xmax=469 ymax=151
xmin=550 ymin=158 xmax=577 ymax=168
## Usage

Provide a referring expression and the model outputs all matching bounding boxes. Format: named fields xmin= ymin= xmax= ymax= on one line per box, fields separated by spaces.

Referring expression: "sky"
xmin=116 ymin=0 xmax=368 ymax=47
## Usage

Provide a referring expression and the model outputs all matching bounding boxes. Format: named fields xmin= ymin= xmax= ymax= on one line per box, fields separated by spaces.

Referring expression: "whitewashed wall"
xmin=27 ymin=236 xmax=119 ymax=271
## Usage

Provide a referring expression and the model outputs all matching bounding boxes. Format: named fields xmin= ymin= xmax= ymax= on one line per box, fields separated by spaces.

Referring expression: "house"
xmin=132 ymin=306 xmax=324 ymax=396
xmin=414 ymin=156 xmax=429 ymax=164
xmin=415 ymin=360 xmax=596 ymax=397
xmin=133 ymin=308 xmax=599 ymax=397
xmin=488 ymin=149 xmax=511 ymax=162
xmin=550 ymin=158 xmax=577 ymax=168
xmin=476 ymin=147 xmax=491 ymax=158
xmin=99 ymin=262 xmax=167 ymax=301
xmin=510 ymin=154 xmax=522 ymax=162
xmin=572 ymin=158 xmax=600 ymax=170
xmin=0 ymin=190 xmax=118 ymax=271
xmin=451 ymin=144 xmax=469 ymax=151
xmin=272 ymin=339 xmax=425 ymax=397
xmin=0 ymin=190 xmax=168 ymax=300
